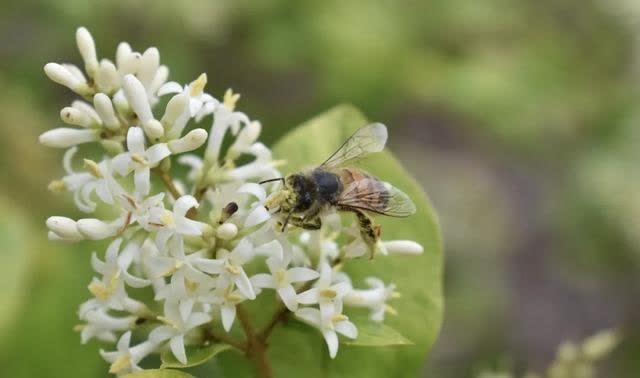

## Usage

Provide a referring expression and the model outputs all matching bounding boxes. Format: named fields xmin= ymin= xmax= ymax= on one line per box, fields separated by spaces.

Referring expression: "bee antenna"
xmin=259 ymin=177 xmax=285 ymax=185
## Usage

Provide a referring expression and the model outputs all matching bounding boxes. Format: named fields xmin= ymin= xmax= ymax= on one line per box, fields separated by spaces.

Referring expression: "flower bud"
xmin=95 ymin=59 xmax=120 ymax=94
xmin=116 ymin=42 xmax=139 ymax=75
xmin=44 ymin=63 xmax=91 ymax=95
xmin=137 ymin=47 xmax=160 ymax=89
xmin=93 ymin=93 xmax=121 ymax=130
xmin=216 ymin=223 xmax=238 ymax=240
xmin=46 ymin=216 xmax=83 ymax=240
xmin=122 ymin=74 xmax=153 ymax=123
xmin=39 ymin=128 xmax=99 ymax=148
xmin=143 ymin=119 xmax=164 ymax=140
xmin=76 ymin=27 xmax=98 ymax=78
xmin=60 ymin=107 xmax=93 ymax=128
xmin=382 ymin=240 xmax=424 ymax=255
xmin=168 ymin=128 xmax=207 ymax=154
xmin=161 ymin=93 xmax=189 ymax=138
xmin=77 ymin=218 xmax=119 ymax=240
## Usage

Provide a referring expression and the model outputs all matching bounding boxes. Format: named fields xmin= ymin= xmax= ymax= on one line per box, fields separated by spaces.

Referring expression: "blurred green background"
xmin=1 ymin=0 xmax=640 ymax=376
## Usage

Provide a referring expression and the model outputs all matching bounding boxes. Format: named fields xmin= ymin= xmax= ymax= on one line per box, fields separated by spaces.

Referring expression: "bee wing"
xmin=338 ymin=178 xmax=416 ymax=218
xmin=320 ymin=123 xmax=388 ymax=168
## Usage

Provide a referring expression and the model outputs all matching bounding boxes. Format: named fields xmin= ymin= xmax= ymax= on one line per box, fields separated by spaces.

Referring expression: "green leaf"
xmin=161 ymin=343 xmax=232 ymax=369
xmin=342 ymin=318 xmax=413 ymax=347
xmin=217 ymin=104 xmax=444 ymax=378
xmin=123 ymin=369 xmax=194 ymax=378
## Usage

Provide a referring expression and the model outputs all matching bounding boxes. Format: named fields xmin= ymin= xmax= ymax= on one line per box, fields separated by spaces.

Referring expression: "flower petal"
xmin=126 ymin=127 xmax=146 ymax=154
xmin=234 ymin=269 xmax=256 ymax=300
xmin=322 ymin=329 xmax=339 ymax=359
xmin=221 ymin=304 xmax=236 ymax=332
xmin=146 ymin=143 xmax=171 ymax=165
xmin=335 ymin=320 xmax=358 ymax=339
xmin=277 ymin=285 xmax=298 ymax=312
xmin=287 ymin=267 xmax=319 ymax=283
xmin=297 ymin=288 xmax=319 ymax=305
xmin=170 ymin=334 xmax=187 ymax=365
xmin=134 ymin=167 xmax=151 ymax=195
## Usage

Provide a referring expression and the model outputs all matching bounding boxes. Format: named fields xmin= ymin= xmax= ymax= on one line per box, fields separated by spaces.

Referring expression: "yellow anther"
xmin=190 ymin=73 xmax=207 ymax=97
xmin=157 ymin=315 xmax=179 ymax=329
xmin=131 ymin=153 xmax=148 ymax=165
xmin=275 ymin=270 xmax=287 ymax=286
xmin=223 ymin=88 xmax=240 ymax=110
xmin=384 ymin=304 xmax=398 ymax=316
xmin=160 ymin=210 xmax=175 ymax=226
xmin=48 ymin=179 xmax=67 ymax=192
xmin=88 ymin=281 xmax=112 ymax=300
xmin=83 ymin=159 xmax=103 ymax=178
xmin=109 ymin=355 xmax=132 ymax=374
xmin=225 ymin=264 xmax=240 ymax=275
xmin=226 ymin=293 xmax=243 ymax=302
xmin=319 ymin=289 xmax=337 ymax=299
xmin=332 ymin=314 xmax=349 ymax=323
xmin=185 ymin=279 xmax=199 ymax=293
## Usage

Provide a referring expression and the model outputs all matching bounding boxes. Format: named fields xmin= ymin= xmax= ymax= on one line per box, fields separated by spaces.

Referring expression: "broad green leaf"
xmin=217 ymin=104 xmax=444 ymax=378
xmin=342 ymin=318 xmax=413 ymax=347
xmin=123 ymin=369 xmax=194 ymax=378
xmin=161 ymin=343 xmax=232 ymax=369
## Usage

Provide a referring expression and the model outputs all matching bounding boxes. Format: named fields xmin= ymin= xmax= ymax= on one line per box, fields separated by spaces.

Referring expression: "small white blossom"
xmin=297 ymin=262 xmax=351 ymax=323
xmin=295 ymin=306 xmax=357 ymax=359
xmin=251 ymin=250 xmax=319 ymax=311
xmin=149 ymin=300 xmax=211 ymax=364
xmin=112 ymin=127 xmax=171 ymax=195
xmin=78 ymin=308 xmax=137 ymax=344
xmin=344 ymin=277 xmax=399 ymax=322
xmin=100 ymin=331 xmax=158 ymax=375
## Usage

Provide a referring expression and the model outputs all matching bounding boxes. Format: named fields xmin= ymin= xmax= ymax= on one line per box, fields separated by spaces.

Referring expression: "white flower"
xmin=100 ymin=331 xmax=158 ymax=375
xmin=204 ymin=89 xmax=250 ymax=163
xmin=206 ymin=284 xmax=248 ymax=332
xmin=78 ymin=308 xmax=137 ymax=344
xmin=39 ymin=127 xmax=99 ymax=148
xmin=295 ymin=306 xmax=357 ymax=359
xmin=297 ymin=262 xmax=351 ymax=323
xmin=112 ymin=127 xmax=171 ymax=195
xmin=46 ymin=216 xmax=84 ymax=242
xmin=149 ymin=300 xmax=211 ymax=365
xmin=159 ymin=73 xmax=217 ymax=118
xmin=54 ymin=147 xmax=125 ymax=212
xmin=80 ymin=239 xmax=150 ymax=315
xmin=251 ymin=250 xmax=319 ymax=311
xmin=211 ymin=239 xmax=257 ymax=300
xmin=344 ymin=277 xmax=398 ymax=322
xmin=154 ymin=195 xmax=209 ymax=252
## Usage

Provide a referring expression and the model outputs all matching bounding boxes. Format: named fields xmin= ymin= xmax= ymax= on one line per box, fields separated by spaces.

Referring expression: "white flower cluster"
xmin=41 ymin=28 xmax=424 ymax=375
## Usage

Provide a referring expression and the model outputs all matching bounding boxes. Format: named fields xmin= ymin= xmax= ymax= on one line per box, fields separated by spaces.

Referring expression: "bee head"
xmin=285 ymin=173 xmax=316 ymax=212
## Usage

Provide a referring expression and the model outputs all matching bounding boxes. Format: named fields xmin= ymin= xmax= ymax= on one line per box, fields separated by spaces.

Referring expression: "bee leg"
xmin=289 ymin=216 xmax=322 ymax=230
xmin=340 ymin=207 xmax=380 ymax=259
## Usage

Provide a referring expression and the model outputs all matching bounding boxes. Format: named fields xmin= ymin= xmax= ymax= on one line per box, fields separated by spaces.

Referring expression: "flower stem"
xmin=153 ymin=168 xmax=182 ymax=200
xmin=236 ymin=304 xmax=273 ymax=378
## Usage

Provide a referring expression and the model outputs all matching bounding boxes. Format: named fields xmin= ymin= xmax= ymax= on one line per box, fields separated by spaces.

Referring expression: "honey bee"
xmin=262 ymin=123 xmax=416 ymax=257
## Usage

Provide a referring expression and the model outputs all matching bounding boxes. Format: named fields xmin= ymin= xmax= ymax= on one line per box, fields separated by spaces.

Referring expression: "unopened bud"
xmin=39 ymin=128 xmax=99 ymax=148
xmin=46 ymin=216 xmax=83 ymax=240
xmin=168 ymin=128 xmax=207 ymax=154
xmin=216 ymin=223 xmax=238 ymax=240
xmin=382 ymin=240 xmax=424 ymax=255
xmin=77 ymin=218 xmax=118 ymax=240
xmin=122 ymin=74 xmax=153 ymax=123
xmin=95 ymin=59 xmax=120 ymax=94
xmin=93 ymin=93 xmax=121 ymax=130
xmin=44 ymin=63 xmax=91 ymax=95
xmin=76 ymin=27 xmax=98 ymax=78
xmin=60 ymin=107 xmax=93 ymax=128
xmin=143 ymin=119 xmax=164 ymax=140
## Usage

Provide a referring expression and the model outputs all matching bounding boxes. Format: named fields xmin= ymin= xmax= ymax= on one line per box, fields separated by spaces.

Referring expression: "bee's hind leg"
xmin=289 ymin=216 xmax=322 ymax=230
xmin=340 ymin=207 xmax=381 ymax=259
